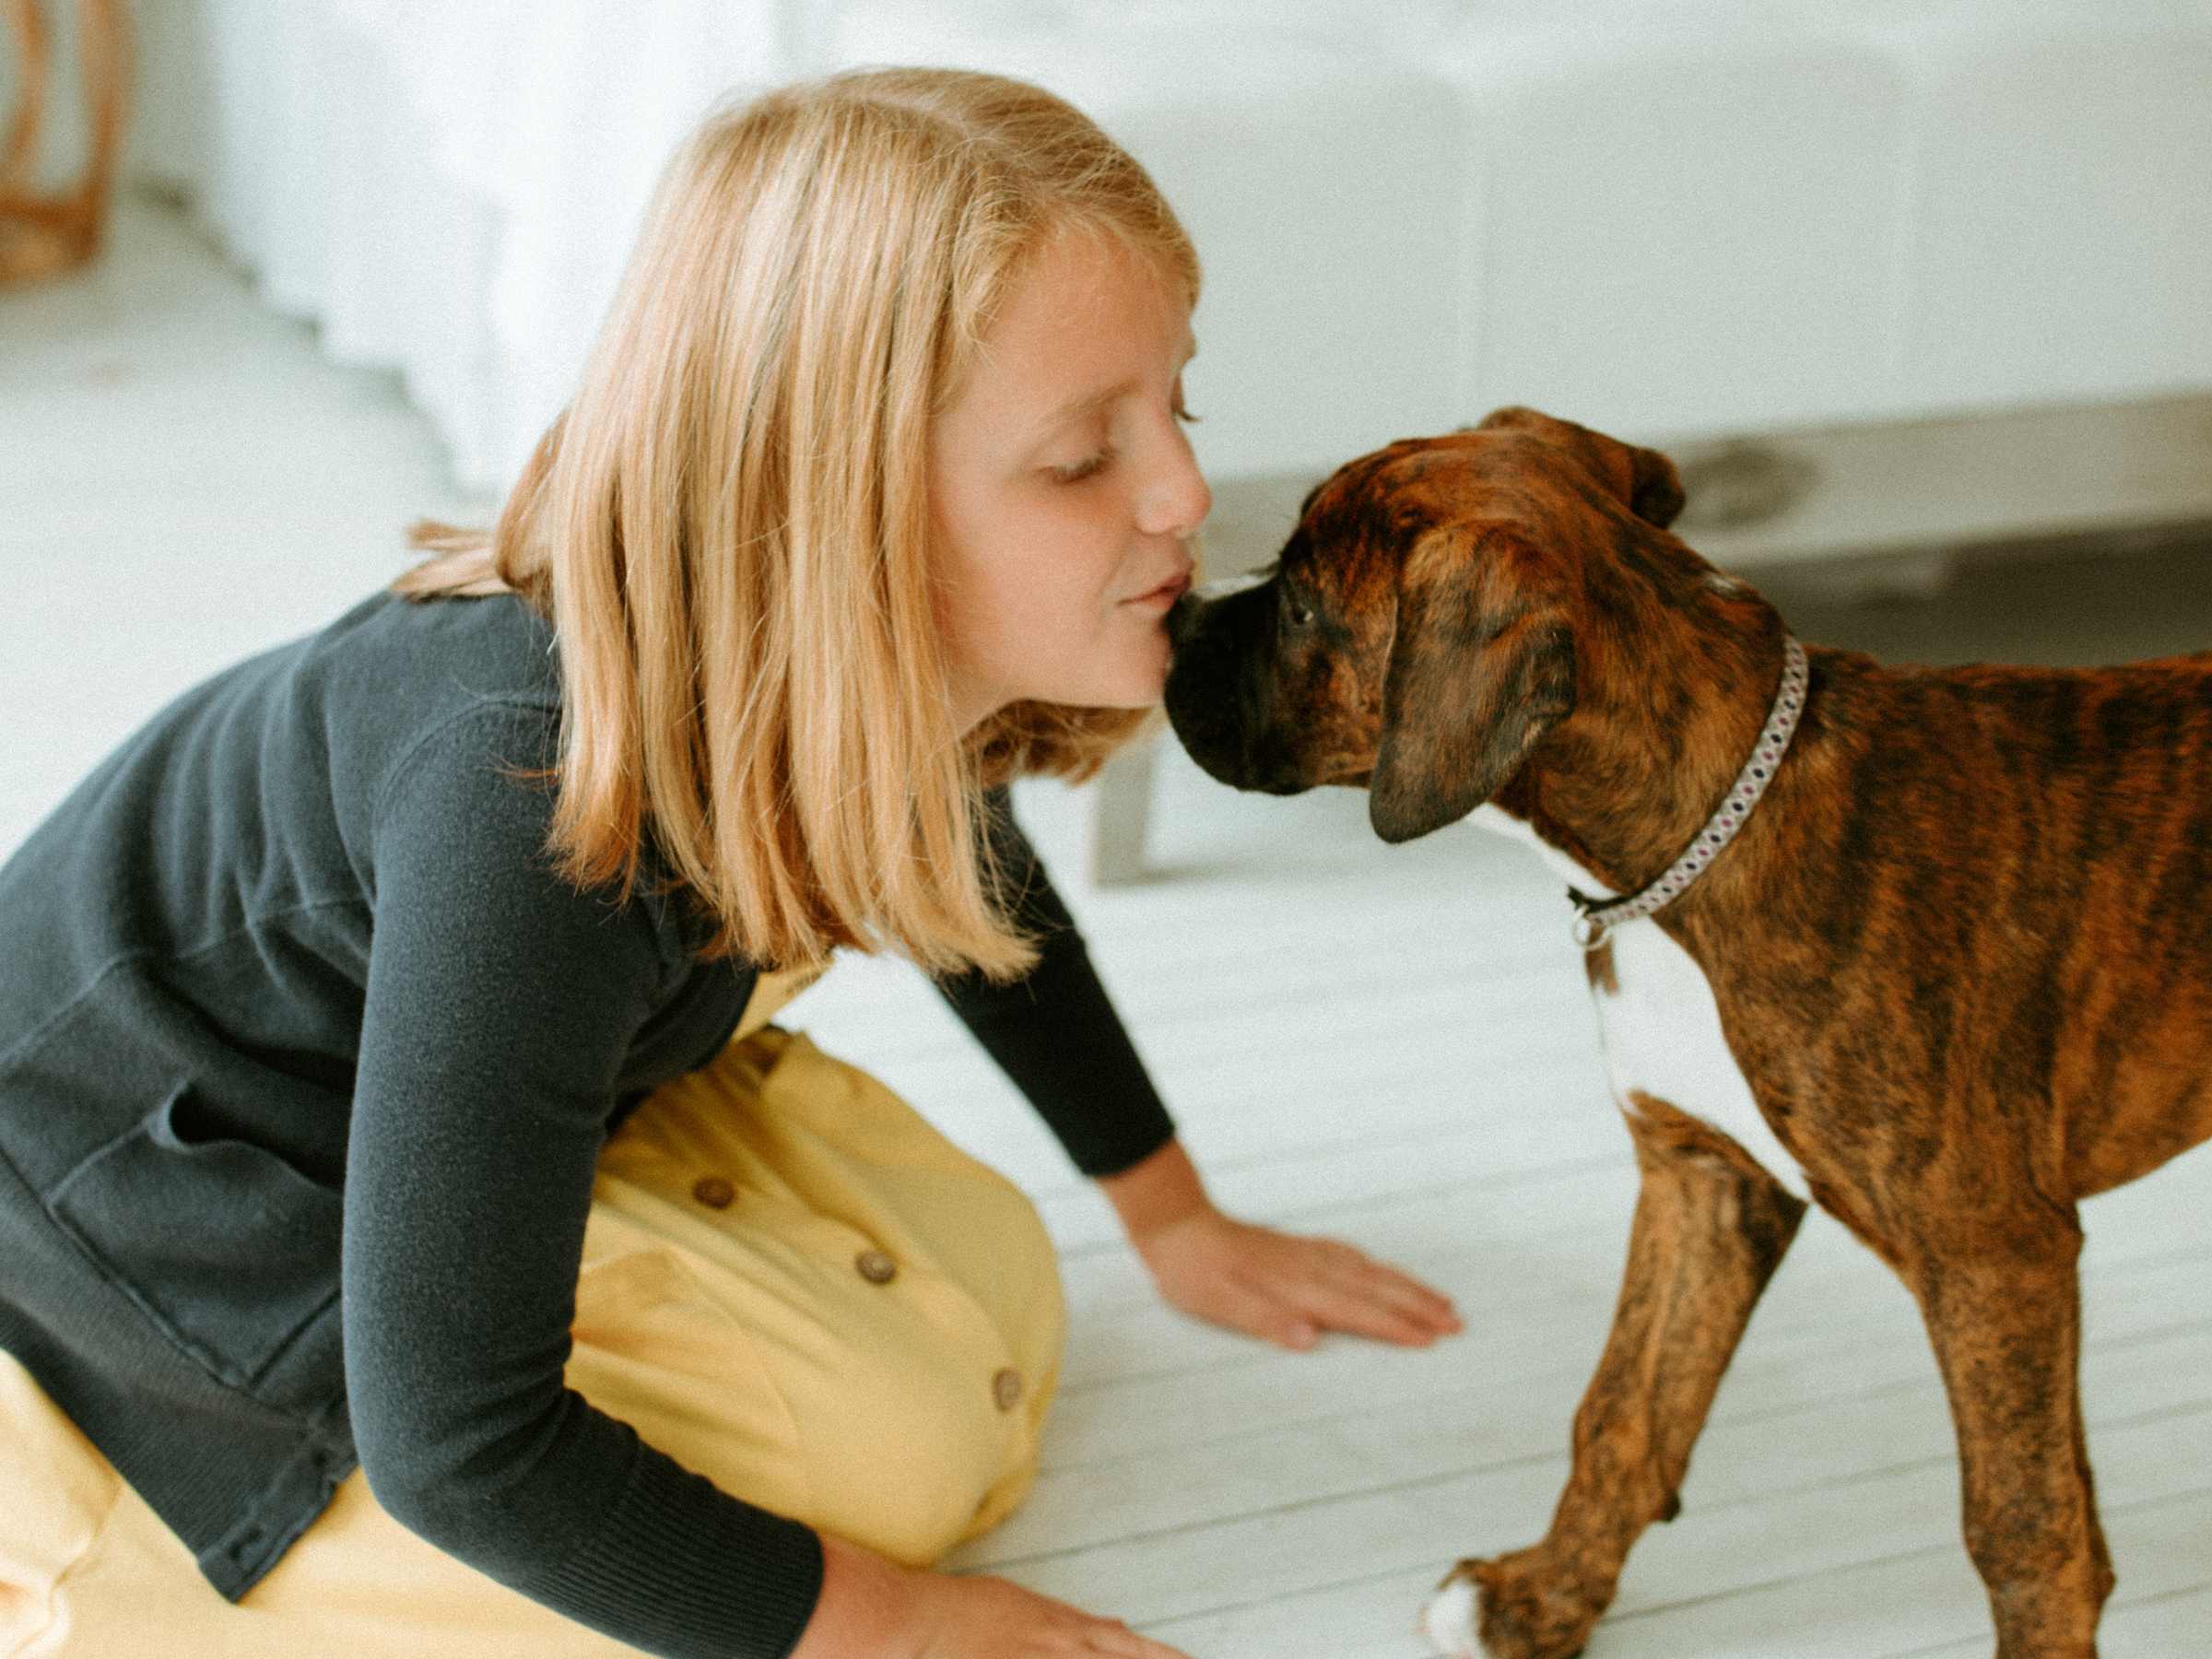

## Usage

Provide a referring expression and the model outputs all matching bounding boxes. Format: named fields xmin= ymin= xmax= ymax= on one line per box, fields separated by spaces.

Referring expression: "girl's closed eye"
xmin=1053 ymin=445 xmax=1112 ymax=483
xmin=1055 ymin=404 xmax=1195 ymax=482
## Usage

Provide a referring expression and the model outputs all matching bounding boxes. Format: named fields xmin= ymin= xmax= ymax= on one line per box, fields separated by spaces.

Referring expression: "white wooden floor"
xmin=4 ymin=199 xmax=2208 ymax=1659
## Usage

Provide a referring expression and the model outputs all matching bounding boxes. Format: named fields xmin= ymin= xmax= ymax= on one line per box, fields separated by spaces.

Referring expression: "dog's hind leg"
xmin=1903 ymin=1218 xmax=2111 ymax=1659
xmin=1425 ymin=1094 xmax=1805 ymax=1659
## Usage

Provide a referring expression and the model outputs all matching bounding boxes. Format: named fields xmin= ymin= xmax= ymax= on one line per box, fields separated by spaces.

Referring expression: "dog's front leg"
xmin=1426 ymin=1096 xmax=1805 ymax=1659
xmin=1907 ymin=1223 xmax=2112 ymax=1658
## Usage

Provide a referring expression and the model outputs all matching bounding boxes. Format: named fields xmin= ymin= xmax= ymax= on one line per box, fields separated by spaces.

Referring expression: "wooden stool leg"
xmin=1 ymin=0 xmax=132 ymax=285
xmin=2 ymin=0 xmax=53 ymax=202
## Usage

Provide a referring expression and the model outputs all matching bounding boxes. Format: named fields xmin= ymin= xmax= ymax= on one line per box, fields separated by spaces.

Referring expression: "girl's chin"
xmin=1038 ymin=679 xmax=1165 ymax=712
xmin=1100 ymin=647 xmax=1171 ymax=709
xmin=1051 ymin=679 xmax=1163 ymax=712
xmin=995 ymin=632 xmax=1169 ymax=712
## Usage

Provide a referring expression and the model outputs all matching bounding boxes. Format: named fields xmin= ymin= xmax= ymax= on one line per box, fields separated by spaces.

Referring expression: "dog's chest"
xmin=1467 ymin=806 xmax=1810 ymax=1202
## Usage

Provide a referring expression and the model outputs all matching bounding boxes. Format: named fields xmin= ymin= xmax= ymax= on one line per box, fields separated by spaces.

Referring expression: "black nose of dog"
xmin=1166 ymin=588 xmax=1204 ymax=651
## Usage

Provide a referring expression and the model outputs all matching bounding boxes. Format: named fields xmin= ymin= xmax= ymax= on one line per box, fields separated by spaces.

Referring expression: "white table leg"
xmin=1086 ymin=727 xmax=1159 ymax=888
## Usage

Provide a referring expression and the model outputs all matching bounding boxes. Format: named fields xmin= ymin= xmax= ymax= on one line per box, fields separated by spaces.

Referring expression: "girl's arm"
xmin=935 ymin=791 xmax=1175 ymax=1180
xmin=940 ymin=790 xmax=1458 ymax=1351
xmin=347 ymin=702 xmax=822 ymax=1659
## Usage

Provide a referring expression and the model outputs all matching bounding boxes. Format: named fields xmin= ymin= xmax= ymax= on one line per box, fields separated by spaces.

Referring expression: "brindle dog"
xmin=1162 ymin=406 xmax=2212 ymax=1659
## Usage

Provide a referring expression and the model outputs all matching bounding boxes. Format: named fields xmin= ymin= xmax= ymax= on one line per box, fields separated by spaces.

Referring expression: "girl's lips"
xmin=1124 ymin=570 xmax=1194 ymax=612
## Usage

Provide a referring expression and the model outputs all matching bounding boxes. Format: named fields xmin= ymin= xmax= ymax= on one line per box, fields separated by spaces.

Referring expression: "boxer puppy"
xmin=1163 ymin=406 xmax=2212 ymax=1659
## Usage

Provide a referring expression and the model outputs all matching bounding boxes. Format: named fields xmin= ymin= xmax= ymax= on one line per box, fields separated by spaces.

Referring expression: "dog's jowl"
xmin=1162 ymin=406 xmax=2212 ymax=1659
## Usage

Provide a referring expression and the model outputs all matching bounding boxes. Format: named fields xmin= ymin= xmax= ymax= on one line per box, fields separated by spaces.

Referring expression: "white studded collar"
xmin=1570 ymin=638 xmax=1809 ymax=950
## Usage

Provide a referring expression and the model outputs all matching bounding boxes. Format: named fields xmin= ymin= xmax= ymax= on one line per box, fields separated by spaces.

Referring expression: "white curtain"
xmin=125 ymin=0 xmax=812 ymax=490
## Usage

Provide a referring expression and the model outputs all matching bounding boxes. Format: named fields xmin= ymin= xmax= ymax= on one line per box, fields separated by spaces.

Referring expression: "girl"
xmin=0 ymin=68 xmax=1457 ymax=1659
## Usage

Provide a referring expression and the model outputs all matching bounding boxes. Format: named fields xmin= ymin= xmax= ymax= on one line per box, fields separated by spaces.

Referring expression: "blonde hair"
xmin=395 ymin=68 xmax=1200 ymax=979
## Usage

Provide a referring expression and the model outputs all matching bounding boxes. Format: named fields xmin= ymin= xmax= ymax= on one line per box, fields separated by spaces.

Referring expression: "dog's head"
xmin=1164 ymin=406 xmax=1689 ymax=843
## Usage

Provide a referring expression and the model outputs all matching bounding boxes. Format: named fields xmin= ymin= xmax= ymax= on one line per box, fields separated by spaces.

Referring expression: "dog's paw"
xmin=1418 ymin=1575 xmax=1481 ymax=1657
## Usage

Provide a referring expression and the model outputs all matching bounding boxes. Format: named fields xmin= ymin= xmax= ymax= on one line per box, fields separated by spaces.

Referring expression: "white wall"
xmin=76 ymin=0 xmax=2212 ymax=492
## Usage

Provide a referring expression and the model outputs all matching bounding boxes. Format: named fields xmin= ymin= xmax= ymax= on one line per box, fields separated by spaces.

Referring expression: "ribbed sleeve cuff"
xmin=941 ymin=930 xmax=1178 ymax=1178
xmin=526 ymin=1450 xmax=824 ymax=1659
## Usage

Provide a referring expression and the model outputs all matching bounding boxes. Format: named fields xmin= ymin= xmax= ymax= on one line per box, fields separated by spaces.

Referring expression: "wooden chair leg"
xmin=1 ymin=0 xmax=132 ymax=285
xmin=1 ymin=0 xmax=52 ymax=201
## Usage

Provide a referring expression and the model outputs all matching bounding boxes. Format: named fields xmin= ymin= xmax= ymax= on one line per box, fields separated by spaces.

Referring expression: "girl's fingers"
xmin=1263 ymin=1236 xmax=1462 ymax=1345
xmin=1083 ymin=1618 xmax=1191 ymax=1659
xmin=1140 ymin=1209 xmax=1462 ymax=1349
xmin=905 ymin=1574 xmax=1194 ymax=1659
xmin=1343 ymin=1259 xmax=1463 ymax=1335
xmin=1202 ymin=1273 xmax=1323 ymax=1349
xmin=1275 ymin=1273 xmax=1438 ymax=1347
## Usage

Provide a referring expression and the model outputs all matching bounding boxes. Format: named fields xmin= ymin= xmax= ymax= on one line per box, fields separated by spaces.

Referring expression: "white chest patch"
xmin=1592 ymin=918 xmax=1808 ymax=1201
xmin=1465 ymin=806 xmax=1809 ymax=1203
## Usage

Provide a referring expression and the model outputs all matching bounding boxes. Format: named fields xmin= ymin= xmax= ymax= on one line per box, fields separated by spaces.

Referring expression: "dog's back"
xmin=1707 ymin=645 xmax=2212 ymax=1210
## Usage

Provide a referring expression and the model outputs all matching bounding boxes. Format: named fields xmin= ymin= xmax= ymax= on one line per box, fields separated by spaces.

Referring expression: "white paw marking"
xmin=1465 ymin=806 xmax=1811 ymax=1201
xmin=1418 ymin=1578 xmax=1480 ymax=1658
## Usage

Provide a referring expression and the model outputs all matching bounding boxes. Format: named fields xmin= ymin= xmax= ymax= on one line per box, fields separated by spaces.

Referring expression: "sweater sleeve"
xmin=934 ymin=788 xmax=1178 ymax=1178
xmin=342 ymin=704 xmax=822 ymax=1659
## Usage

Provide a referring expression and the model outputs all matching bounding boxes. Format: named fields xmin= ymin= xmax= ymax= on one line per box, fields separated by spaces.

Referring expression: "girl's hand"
xmin=793 ymin=1535 xmax=1192 ymax=1659
xmin=1097 ymin=1140 xmax=1462 ymax=1351
xmin=1132 ymin=1205 xmax=1461 ymax=1351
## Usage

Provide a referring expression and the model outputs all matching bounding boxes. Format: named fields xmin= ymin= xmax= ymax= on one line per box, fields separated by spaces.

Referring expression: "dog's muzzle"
xmin=1163 ymin=582 xmax=1310 ymax=795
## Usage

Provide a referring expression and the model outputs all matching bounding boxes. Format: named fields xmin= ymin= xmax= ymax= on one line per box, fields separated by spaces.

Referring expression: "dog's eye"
xmin=1287 ymin=600 xmax=1315 ymax=628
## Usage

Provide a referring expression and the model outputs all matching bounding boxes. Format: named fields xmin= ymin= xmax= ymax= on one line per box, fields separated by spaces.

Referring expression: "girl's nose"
xmin=1138 ymin=441 xmax=1212 ymax=541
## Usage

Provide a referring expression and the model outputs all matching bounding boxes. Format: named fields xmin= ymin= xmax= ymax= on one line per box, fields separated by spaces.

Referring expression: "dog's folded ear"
xmin=1474 ymin=406 xmax=1685 ymax=530
xmin=1371 ymin=524 xmax=1576 ymax=844
xmin=1621 ymin=442 xmax=1686 ymax=529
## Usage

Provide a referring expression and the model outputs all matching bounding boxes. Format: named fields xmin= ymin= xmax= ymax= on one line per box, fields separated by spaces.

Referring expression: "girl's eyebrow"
xmin=1033 ymin=336 xmax=1198 ymax=434
xmin=1038 ymin=379 xmax=1135 ymax=432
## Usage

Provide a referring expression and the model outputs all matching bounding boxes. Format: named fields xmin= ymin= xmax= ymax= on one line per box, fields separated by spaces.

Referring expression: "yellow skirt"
xmin=0 ymin=986 xmax=1065 ymax=1658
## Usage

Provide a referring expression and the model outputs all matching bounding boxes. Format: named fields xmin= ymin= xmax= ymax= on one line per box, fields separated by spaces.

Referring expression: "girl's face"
xmin=930 ymin=229 xmax=1210 ymax=732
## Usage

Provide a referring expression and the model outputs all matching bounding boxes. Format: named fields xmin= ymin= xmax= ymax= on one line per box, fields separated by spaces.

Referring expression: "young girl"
xmin=0 ymin=68 xmax=1457 ymax=1659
